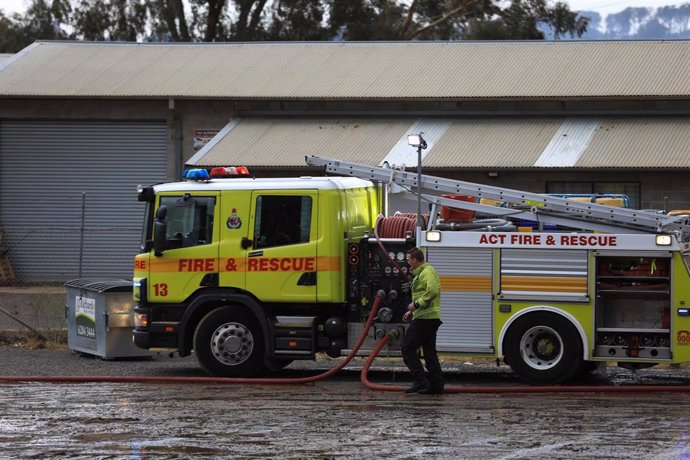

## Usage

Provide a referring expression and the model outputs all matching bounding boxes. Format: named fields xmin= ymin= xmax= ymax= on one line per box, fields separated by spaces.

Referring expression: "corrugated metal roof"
xmin=1 ymin=41 xmax=690 ymax=99
xmin=533 ymin=119 xmax=600 ymax=167
xmin=427 ymin=118 xmax=559 ymax=167
xmin=188 ymin=118 xmax=412 ymax=167
xmin=578 ymin=118 xmax=690 ymax=167
xmin=188 ymin=117 xmax=690 ymax=169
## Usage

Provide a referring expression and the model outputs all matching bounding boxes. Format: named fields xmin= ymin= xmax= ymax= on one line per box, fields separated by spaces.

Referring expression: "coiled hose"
xmin=376 ymin=213 xmax=516 ymax=235
xmin=373 ymin=214 xmax=411 ymax=283
xmin=375 ymin=213 xmax=418 ymax=239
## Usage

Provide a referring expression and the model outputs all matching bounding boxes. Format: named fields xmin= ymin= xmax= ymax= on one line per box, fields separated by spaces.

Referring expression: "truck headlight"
xmin=134 ymin=313 xmax=149 ymax=328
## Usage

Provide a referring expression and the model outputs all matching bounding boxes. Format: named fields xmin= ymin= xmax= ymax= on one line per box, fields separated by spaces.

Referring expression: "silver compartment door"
xmin=427 ymin=247 xmax=494 ymax=353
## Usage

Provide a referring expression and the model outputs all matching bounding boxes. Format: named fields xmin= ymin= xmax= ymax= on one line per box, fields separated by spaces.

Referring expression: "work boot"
xmin=404 ymin=382 xmax=429 ymax=394
xmin=417 ymin=385 xmax=444 ymax=395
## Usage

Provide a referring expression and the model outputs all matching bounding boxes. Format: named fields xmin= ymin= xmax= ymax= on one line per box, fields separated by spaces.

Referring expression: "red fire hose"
xmin=360 ymin=331 xmax=690 ymax=394
xmin=0 ymin=291 xmax=386 ymax=385
xmin=3 ymin=293 xmax=690 ymax=392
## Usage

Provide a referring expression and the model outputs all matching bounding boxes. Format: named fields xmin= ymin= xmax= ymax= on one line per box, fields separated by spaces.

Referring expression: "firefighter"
xmin=401 ymin=247 xmax=444 ymax=395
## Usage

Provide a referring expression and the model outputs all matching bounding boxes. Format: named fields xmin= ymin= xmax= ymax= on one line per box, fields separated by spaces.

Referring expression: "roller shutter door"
xmin=0 ymin=120 xmax=167 ymax=282
xmin=427 ymin=247 xmax=494 ymax=353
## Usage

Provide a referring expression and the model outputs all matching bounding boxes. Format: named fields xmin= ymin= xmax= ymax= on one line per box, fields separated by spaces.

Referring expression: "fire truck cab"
xmin=133 ymin=172 xmax=383 ymax=376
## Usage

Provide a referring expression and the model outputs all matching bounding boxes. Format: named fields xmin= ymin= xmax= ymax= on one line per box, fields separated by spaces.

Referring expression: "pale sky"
xmin=0 ymin=0 xmax=686 ymax=18
xmin=0 ymin=0 xmax=25 ymax=16
xmin=567 ymin=0 xmax=688 ymax=14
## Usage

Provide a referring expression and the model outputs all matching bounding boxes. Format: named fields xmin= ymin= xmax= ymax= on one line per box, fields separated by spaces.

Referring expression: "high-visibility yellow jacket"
xmin=411 ymin=263 xmax=441 ymax=320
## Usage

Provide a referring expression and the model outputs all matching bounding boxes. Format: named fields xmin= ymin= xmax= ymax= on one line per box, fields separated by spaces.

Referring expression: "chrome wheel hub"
xmin=210 ymin=322 xmax=254 ymax=366
xmin=519 ymin=325 xmax=563 ymax=370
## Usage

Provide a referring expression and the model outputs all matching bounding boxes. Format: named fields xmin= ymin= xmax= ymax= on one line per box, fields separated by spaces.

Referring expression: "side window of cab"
xmin=159 ymin=195 xmax=215 ymax=249
xmin=254 ymin=195 xmax=312 ymax=249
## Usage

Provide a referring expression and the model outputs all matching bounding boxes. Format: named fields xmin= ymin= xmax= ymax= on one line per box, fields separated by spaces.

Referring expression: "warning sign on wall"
xmin=193 ymin=129 xmax=220 ymax=151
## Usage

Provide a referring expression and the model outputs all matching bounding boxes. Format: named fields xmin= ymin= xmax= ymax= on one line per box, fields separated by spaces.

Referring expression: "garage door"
xmin=0 ymin=120 xmax=167 ymax=282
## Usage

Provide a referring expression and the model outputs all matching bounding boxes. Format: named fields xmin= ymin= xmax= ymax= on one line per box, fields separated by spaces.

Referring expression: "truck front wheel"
xmin=504 ymin=312 xmax=582 ymax=385
xmin=194 ymin=306 xmax=265 ymax=377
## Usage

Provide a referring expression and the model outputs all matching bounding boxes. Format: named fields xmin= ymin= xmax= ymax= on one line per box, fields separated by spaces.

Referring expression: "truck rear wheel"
xmin=194 ymin=306 xmax=265 ymax=377
xmin=504 ymin=312 xmax=582 ymax=385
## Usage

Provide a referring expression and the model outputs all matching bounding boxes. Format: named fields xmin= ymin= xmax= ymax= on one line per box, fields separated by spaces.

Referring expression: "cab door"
xmin=245 ymin=191 xmax=318 ymax=302
xmin=148 ymin=192 xmax=219 ymax=303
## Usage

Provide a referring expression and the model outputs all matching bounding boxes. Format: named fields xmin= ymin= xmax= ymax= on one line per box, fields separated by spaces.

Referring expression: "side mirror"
xmin=153 ymin=205 xmax=168 ymax=256
xmin=156 ymin=205 xmax=168 ymax=221
xmin=153 ymin=221 xmax=167 ymax=256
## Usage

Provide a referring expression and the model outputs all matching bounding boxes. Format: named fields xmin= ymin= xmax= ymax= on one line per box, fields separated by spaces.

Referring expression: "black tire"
xmin=504 ymin=312 xmax=583 ymax=385
xmin=193 ymin=306 xmax=265 ymax=377
xmin=577 ymin=360 xmax=599 ymax=376
xmin=264 ymin=358 xmax=294 ymax=372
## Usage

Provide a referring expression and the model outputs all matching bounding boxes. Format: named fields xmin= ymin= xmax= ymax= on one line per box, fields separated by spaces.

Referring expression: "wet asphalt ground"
xmin=2 ymin=348 xmax=690 ymax=459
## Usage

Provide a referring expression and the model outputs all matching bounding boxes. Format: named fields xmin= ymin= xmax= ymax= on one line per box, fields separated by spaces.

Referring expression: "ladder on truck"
xmin=306 ymin=155 xmax=690 ymax=240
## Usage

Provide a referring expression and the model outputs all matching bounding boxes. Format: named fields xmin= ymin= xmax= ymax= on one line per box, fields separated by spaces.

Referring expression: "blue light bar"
xmin=183 ymin=169 xmax=210 ymax=180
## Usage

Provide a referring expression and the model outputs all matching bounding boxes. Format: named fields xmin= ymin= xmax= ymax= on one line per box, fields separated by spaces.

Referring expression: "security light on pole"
xmin=408 ymin=133 xmax=427 ymax=245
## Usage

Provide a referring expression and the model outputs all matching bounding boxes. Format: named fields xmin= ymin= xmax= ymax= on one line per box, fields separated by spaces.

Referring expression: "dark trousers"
xmin=401 ymin=318 xmax=444 ymax=389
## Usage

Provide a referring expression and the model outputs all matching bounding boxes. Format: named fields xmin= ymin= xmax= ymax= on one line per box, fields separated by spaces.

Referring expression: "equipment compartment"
xmin=594 ymin=254 xmax=671 ymax=359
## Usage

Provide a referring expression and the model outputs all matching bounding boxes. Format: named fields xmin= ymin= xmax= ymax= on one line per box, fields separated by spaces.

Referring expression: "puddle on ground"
xmin=1 ymin=377 xmax=690 ymax=459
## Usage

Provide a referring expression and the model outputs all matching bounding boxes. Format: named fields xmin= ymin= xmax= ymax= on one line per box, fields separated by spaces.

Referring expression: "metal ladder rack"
xmin=306 ymin=155 xmax=690 ymax=239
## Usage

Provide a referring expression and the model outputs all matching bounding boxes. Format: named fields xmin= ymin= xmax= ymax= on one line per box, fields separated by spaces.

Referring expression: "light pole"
xmin=407 ymin=133 xmax=427 ymax=242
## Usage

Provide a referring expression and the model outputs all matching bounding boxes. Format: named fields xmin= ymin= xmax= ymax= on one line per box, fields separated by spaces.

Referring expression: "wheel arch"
xmin=177 ymin=289 xmax=271 ymax=357
xmin=498 ymin=306 xmax=589 ymax=361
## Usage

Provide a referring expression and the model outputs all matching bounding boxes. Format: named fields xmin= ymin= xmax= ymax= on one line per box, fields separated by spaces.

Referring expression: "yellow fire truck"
xmin=132 ymin=156 xmax=690 ymax=384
